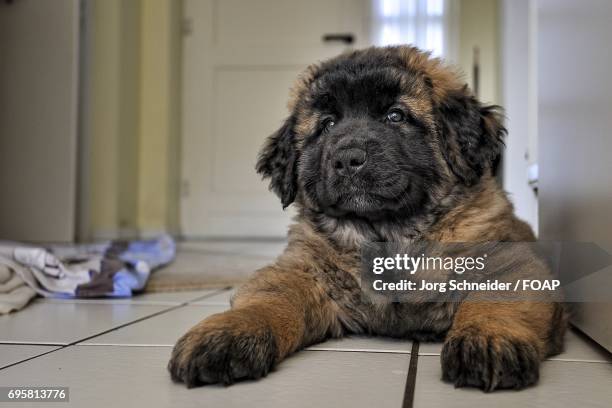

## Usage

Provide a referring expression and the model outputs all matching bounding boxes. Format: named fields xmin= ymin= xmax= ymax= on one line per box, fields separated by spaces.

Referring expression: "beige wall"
xmin=84 ymin=0 xmax=181 ymax=240
xmin=137 ymin=0 xmax=182 ymax=235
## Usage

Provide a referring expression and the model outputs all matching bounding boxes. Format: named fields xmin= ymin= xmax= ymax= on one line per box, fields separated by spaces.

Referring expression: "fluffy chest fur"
xmin=283 ymin=177 xmax=533 ymax=338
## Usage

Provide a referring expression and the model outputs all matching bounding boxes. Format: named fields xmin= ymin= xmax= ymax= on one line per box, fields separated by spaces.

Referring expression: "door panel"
xmin=211 ymin=67 xmax=302 ymax=194
xmin=181 ymin=0 xmax=369 ymax=237
xmin=215 ymin=0 xmax=351 ymax=47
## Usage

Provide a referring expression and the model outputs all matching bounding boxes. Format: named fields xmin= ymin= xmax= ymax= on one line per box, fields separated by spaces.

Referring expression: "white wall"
xmin=457 ymin=0 xmax=500 ymax=105
xmin=537 ymin=0 xmax=612 ymax=351
xmin=500 ymin=0 xmax=538 ymax=233
xmin=82 ymin=0 xmax=182 ymax=241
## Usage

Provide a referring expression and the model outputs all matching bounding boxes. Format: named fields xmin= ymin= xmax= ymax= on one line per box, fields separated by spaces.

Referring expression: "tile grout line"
xmin=401 ymin=341 xmax=419 ymax=408
xmin=74 ymin=344 xmax=412 ymax=352
xmin=77 ymin=343 xmax=175 ymax=348
xmin=68 ymin=287 xmax=232 ymax=346
xmin=0 ymin=342 xmax=64 ymax=346
xmin=0 ymin=305 xmax=187 ymax=371
xmin=416 ymin=352 xmax=612 ymax=364
xmin=545 ymin=358 xmax=612 ymax=364
xmin=0 ymin=288 xmax=232 ymax=371
xmin=0 ymin=347 xmax=64 ymax=371
xmin=5 ymin=341 xmax=610 ymax=364
xmin=186 ymin=286 xmax=233 ymax=304
xmin=306 ymin=348 xmax=411 ymax=354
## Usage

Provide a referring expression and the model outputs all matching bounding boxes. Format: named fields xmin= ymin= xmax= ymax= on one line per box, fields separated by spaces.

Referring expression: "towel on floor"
xmin=0 ymin=235 xmax=175 ymax=313
xmin=0 ymin=264 xmax=36 ymax=314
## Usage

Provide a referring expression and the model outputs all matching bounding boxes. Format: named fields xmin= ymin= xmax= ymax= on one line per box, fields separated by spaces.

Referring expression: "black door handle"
xmin=322 ymin=33 xmax=355 ymax=45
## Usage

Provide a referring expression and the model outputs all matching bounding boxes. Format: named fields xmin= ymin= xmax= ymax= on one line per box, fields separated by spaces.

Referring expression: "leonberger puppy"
xmin=169 ymin=45 xmax=567 ymax=391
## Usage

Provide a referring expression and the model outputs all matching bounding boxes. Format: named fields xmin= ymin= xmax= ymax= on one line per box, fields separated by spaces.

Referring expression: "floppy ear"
xmin=256 ymin=116 xmax=298 ymax=208
xmin=435 ymin=88 xmax=506 ymax=186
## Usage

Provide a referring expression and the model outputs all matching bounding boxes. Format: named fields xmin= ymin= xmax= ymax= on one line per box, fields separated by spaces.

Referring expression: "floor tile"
xmin=0 ymin=302 xmax=169 ymax=345
xmin=34 ymin=289 xmax=220 ymax=306
xmin=0 ymin=346 xmax=409 ymax=408
xmin=308 ymin=335 xmax=412 ymax=353
xmin=81 ymin=305 xmax=228 ymax=346
xmin=550 ymin=329 xmax=612 ymax=363
xmin=418 ymin=340 xmax=444 ymax=355
xmin=191 ymin=288 xmax=235 ymax=305
xmin=0 ymin=344 xmax=59 ymax=369
xmin=418 ymin=328 xmax=612 ymax=363
xmin=81 ymin=302 xmax=413 ymax=352
xmin=414 ymin=356 xmax=612 ymax=408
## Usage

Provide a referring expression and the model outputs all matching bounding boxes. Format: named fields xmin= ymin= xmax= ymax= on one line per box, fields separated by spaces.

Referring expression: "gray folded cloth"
xmin=0 ymin=263 xmax=37 ymax=314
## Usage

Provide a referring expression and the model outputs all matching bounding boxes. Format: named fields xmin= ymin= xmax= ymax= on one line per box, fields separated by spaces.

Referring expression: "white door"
xmin=181 ymin=0 xmax=370 ymax=238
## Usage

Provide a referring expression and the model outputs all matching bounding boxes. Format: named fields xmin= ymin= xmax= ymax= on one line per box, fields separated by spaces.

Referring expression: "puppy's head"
xmin=257 ymin=46 xmax=505 ymax=219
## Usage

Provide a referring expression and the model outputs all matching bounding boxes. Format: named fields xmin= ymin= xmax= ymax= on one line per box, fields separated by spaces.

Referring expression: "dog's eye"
xmin=386 ymin=110 xmax=405 ymax=123
xmin=323 ymin=119 xmax=336 ymax=132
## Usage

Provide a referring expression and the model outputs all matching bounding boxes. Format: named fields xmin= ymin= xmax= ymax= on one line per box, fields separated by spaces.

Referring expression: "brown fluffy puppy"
xmin=169 ymin=46 xmax=567 ymax=391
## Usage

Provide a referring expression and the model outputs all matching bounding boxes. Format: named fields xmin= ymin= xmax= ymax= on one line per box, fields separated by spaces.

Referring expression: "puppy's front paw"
xmin=441 ymin=327 xmax=541 ymax=391
xmin=168 ymin=311 xmax=278 ymax=387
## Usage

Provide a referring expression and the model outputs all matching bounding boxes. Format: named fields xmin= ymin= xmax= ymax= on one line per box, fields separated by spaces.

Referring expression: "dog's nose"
xmin=333 ymin=148 xmax=367 ymax=177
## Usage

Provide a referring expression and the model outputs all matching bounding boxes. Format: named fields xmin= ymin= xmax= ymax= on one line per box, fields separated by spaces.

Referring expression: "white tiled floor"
xmin=190 ymin=288 xmax=236 ymax=305
xmin=0 ymin=301 xmax=169 ymax=345
xmin=80 ymin=305 xmax=228 ymax=346
xmin=308 ymin=335 xmax=413 ymax=354
xmin=0 ymin=346 xmax=410 ymax=408
xmin=414 ymin=356 xmax=612 ymax=408
xmin=1 ymin=243 xmax=611 ymax=407
xmin=0 ymin=344 xmax=59 ymax=368
xmin=417 ymin=330 xmax=612 ymax=363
